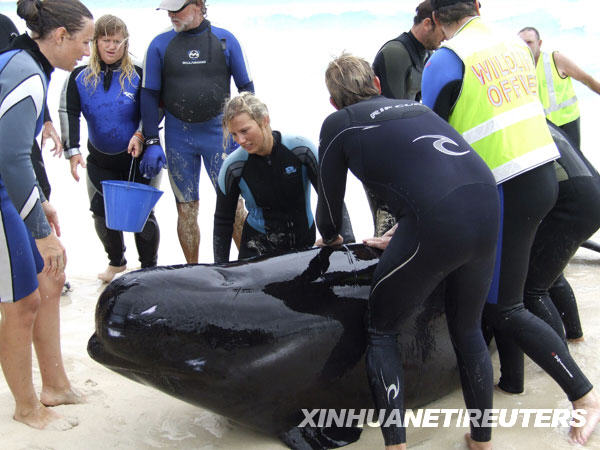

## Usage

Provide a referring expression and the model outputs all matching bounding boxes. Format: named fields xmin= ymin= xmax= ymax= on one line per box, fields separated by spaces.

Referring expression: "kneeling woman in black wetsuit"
xmin=317 ymin=53 xmax=499 ymax=449
xmin=214 ymin=92 xmax=354 ymax=263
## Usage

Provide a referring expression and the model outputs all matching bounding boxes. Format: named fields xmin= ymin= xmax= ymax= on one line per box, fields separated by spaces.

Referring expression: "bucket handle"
xmin=127 ymin=155 xmax=137 ymax=187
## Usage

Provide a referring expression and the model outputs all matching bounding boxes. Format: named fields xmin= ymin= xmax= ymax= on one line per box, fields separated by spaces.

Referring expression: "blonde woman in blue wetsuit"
xmin=60 ymin=15 xmax=160 ymax=283
xmin=0 ymin=0 xmax=93 ymax=429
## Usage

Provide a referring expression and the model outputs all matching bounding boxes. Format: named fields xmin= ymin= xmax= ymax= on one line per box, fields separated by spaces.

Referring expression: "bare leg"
xmin=0 ymin=290 xmax=75 ymax=429
xmin=232 ymin=198 xmax=247 ymax=251
xmin=34 ymin=272 xmax=83 ymax=407
xmin=176 ymin=201 xmax=200 ymax=263
xmin=97 ymin=264 xmax=126 ymax=283
xmin=570 ymin=389 xmax=600 ymax=445
xmin=465 ymin=434 xmax=492 ymax=449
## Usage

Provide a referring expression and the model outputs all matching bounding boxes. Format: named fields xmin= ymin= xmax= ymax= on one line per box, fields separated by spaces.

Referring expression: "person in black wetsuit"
xmin=519 ymin=26 xmax=600 ymax=342
xmin=368 ymin=0 xmax=445 ymax=238
xmin=214 ymin=92 xmax=354 ymax=262
xmin=317 ymin=53 xmax=499 ymax=449
xmin=373 ymin=0 xmax=443 ymax=103
xmin=422 ymin=0 xmax=600 ymax=445
xmin=497 ymin=122 xmax=600 ymax=394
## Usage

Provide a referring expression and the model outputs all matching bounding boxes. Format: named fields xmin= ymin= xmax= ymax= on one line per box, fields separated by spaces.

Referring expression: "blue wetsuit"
xmin=0 ymin=17 xmax=53 ymax=200
xmin=142 ymin=20 xmax=254 ymax=202
xmin=422 ymin=46 xmax=593 ymax=401
xmin=317 ymin=96 xmax=499 ymax=444
xmin=59 ymin=62 xmax=160 ymax=268
xmin=0 ymin=34 xmax=50 ymax=302
xmin=214 ymin=132 xmax=317 ymax=263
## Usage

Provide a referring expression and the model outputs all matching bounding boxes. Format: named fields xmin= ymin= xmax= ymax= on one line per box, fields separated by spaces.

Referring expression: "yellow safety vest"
xmin=443 ymin=17 xmax=558 ymax=183
xmin=536 ymin=51 xmax=580 ymax=126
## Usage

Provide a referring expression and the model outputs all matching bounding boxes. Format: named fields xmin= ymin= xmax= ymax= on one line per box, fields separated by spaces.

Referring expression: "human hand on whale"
xmin=362 ymin=223 xmax=398 ymax=250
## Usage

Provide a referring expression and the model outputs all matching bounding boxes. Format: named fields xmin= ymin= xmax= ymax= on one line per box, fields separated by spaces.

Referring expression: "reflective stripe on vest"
xmin=536 ymin=51 xmax=580 ymax=126
xmin=443 ymin=17 xmax=558 ymax=183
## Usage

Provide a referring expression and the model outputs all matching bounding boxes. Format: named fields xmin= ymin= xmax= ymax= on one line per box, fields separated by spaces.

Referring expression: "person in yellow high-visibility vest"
xmin=519 ymin=26 xmax=600 ymax=150
xmin=422 ymin=0 xmax=600 ymax=447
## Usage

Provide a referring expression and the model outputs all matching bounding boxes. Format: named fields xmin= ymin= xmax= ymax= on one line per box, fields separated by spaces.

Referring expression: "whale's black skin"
xmin=88 ymin=244 xmax=459 ymax=449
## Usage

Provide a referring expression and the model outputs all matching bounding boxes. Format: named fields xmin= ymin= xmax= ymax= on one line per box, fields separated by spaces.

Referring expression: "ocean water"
xmin=2 ymin=0 xmax=599 ymax=148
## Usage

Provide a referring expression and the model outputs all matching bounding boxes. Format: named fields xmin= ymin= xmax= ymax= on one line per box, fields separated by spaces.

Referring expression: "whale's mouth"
xmin=87 ymin=333 xmax=145 ymax=374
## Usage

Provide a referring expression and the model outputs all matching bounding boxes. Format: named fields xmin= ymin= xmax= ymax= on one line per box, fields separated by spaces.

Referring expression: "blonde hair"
xmin=222 ymin=92 xmax=270 ymax=149
xmin=83 ymin=15 xmax=136 ymax=93
xmin=325 ymin=52 xmax=379 ymax=109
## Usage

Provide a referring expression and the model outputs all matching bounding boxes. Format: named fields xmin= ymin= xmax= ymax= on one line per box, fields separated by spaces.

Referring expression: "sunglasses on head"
xmin=170 ymin=0 xmax=194 ymax=14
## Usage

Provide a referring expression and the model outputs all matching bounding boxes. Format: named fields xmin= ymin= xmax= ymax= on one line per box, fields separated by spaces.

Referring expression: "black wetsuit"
xmin=317 ymin=96 xmax=499 ymax=445
xmin=214 ymin=131 xmax=354 ymax=263
xmin=496 ymin=122 xmax=600 ymax=393
xmin=214 ymin=132 xmax=317 ymax=263
xmin=548 ymin=118 xmax=589 ymax=340
xmin=372 ymin=31 xmax=429 ymax=102
xmin=367 ymin=32 xmax=431 ymax=237
xmin=423 ymin=50 xmax=594 ymax=403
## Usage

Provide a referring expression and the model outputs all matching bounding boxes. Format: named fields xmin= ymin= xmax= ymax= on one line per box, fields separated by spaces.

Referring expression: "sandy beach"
xmin=0 ymin=143 xmax=599 ymax=449
xmin=0 ymin=1 xmax=599 ymax=448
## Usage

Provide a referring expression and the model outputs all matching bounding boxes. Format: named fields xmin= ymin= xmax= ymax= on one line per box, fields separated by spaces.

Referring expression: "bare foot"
xmin=14 ymin=403 xmax=79 ymax=430
xmin=97 ymin=264 xmax=126 ymax=283
xmin=570 ymin=389 xmax=600 ymax=445
xmin=40 ymin=386 xmax=85 ymax=407
xmin=465 ymin=433 xmax=492 ymax=449
xmin=568 ymin=336 xmax=585 ymax=343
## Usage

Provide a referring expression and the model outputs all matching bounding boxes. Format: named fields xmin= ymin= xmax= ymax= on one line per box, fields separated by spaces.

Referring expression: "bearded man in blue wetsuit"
xmin=141 ymin=0 xmax=253 ymax=263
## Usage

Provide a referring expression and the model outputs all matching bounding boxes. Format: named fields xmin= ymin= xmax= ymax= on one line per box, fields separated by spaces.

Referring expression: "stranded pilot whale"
xmin=88 ymin=244 xmax=459 ymax=449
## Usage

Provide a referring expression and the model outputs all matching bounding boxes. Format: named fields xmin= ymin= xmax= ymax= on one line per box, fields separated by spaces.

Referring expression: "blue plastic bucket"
xmin=101 ymin=180 xmax=163 ymax=232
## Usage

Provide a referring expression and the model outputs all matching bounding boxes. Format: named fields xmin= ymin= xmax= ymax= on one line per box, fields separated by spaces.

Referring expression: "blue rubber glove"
xmin=140 ymin=144 xmax=166 ymax=179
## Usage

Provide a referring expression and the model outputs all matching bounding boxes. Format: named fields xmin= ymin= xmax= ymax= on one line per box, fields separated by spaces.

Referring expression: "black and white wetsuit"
xmin=317 ymin=96 xmax=499 ymax=445
xmin=214 ymin=131 xmax=354 ymax=263
xmin=214 ymin=132 xmax=317 ymax=263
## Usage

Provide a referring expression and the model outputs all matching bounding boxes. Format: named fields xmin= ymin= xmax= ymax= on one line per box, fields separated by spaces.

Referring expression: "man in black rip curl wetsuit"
xmin=317 ymin=53 xmax=499 ymax=448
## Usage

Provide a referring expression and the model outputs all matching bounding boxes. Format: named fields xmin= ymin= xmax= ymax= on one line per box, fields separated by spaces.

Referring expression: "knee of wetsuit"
xmin=483 ymin=302 xmax=526 ymax=332
xmin=447 ymin=327 xmax=488 ymax=355
xmin=93 ymin=213 xmax=109 ymax=239
xmin=136 ymin=213 xmax=160 ymax=268
xmin=366 ymin=331 xmax=398 ymax=348
xmin=93 ymin=214 xmax=127 ymax=267
xmin=138 ymin=212 xmax=159 ymax=241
